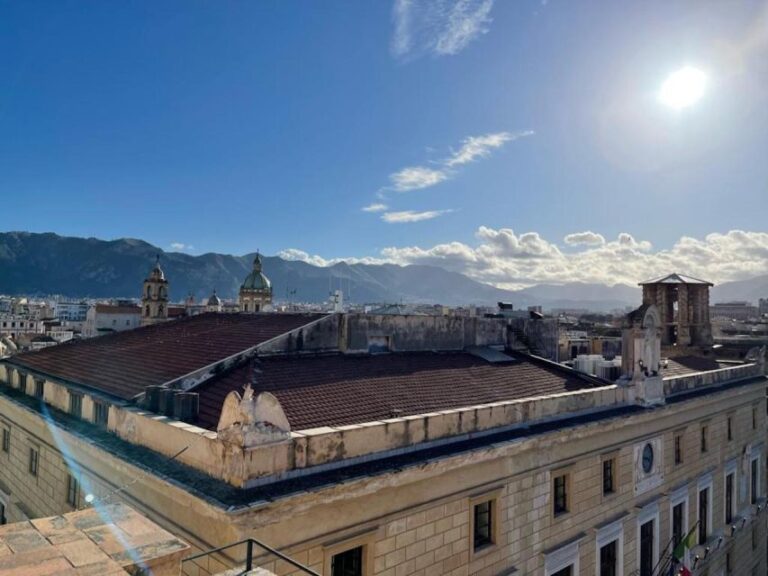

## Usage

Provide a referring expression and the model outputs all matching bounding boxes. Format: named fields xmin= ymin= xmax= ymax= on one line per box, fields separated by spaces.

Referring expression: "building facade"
xmin=83 ymin=304 xmax=142 ymax=337
xmin=0 ymin=292 xmax=765 ymax=576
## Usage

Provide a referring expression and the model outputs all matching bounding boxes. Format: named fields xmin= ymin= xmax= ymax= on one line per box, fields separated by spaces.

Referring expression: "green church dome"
xmin=241 ymin=253 xmax=272 ymax=292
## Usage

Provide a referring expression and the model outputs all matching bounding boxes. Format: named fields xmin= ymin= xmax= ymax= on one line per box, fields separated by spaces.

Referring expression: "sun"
xmin=658 ymin=66 xmax=707 ymax=109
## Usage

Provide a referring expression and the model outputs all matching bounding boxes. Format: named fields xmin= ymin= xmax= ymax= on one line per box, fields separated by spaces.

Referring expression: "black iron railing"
xmin=182 ymin=537 xmax=321 ymax=576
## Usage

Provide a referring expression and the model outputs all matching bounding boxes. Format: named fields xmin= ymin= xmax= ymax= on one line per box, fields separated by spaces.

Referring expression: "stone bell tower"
xmin=141 ymin=255 xmax=169 ymax=326
xmin=638 ymin=273 xmax=713 ymax=348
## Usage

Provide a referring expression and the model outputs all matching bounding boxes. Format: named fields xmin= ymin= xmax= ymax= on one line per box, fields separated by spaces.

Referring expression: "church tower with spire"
xmin=141 ymin=255 xmax=169 ymax=326
xmin=239 ymin=252 xmax=272 ymax=313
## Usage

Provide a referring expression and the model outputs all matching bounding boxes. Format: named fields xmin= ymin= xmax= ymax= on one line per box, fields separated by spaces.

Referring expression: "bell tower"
xmin=141 ymin=255 xmax=169 ymax=326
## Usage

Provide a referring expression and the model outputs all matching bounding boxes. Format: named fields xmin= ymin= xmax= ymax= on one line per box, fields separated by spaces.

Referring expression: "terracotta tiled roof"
xmin=195 ymin=352 xmax=595 ymax=431
xmin=662 ymin=355 xmax=728 ymax=377
xmin=7 ymin=313 xmax=327 ymax=400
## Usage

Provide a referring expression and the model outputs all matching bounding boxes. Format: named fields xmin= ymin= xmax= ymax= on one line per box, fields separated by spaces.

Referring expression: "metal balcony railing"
xmin=182 ymin=538 xmax=321 ymax=576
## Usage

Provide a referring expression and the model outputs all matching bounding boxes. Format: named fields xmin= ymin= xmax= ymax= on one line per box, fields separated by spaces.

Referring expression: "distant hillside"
xmin=711 ymin=275 xmax=768 ymax=304
xmin=0 ymin=231 xmax=521 ymax=306
xmin=6 ymin=231 xmax=744 ymax=311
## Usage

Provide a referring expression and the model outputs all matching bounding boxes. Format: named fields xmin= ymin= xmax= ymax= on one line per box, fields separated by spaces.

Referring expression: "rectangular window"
xmin=752 ymin=406 xmax=757 ymax=430
xmin=0 ymin=502 xmax=5 ymax=525
xmin=331 ymin=546 xmax=363 ymax=576
xmin=602 ymin=458 xmax=615 ymax=495
xmin=726 ymin=552 xmax=732 ymax=575
xmin=69 ymin=393 xmax=82 ymax=418
xmin=727 ymin=416 xmax=733 ymax=441
xmin=29 ymin=447 xmax=39 ymax=476
xmin=599 ymin=540 xmax=618 ymax=576
xmin=473 ymin=500 xmax=493 ymax=551
xmin=700 ymin=425 xmax=708 ymax=453
xmin=66 ymin=474 xmax=79 ymax=507
xmin=34 ymin=379 xmax=44 ymax=399
xmin=751 ymin=458 xmax=759 ymax=504
xmin=93 ymin=402 xmax=109 ymax=428
xmin=672 ymin=502 xmax=684 ymax=548
xmin=1 ymin=427 xmax=9 ymax=453
xmin=640 ymin=519 xmax=654 ymax=576
xmin=674 ymin=434 xmax=683 ymax=465
xmin=553 ymin=474 xmax=568 ymax=515
xmin=726 ymin=472 xmax=735 ymax=525
xmin=552 ymin=568 xmax=572 ymax=576
xmin=698 ymin=488 xmax=709 ymax=545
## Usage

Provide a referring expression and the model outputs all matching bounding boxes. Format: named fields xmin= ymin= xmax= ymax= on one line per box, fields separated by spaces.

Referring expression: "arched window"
xmin=145 ymin=305 xmax=150 ymax=316
xmin=158 ymin=304 xmax=164 ymax=315
xmin=244 ymin=303 xmax=248 ymax=312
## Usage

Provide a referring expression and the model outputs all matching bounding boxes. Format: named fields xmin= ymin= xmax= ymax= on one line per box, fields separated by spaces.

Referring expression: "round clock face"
xmin=642 ymin=443 xmax=654 ymax=473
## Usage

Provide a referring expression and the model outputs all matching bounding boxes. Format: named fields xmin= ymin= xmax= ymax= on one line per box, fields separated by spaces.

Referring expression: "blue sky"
xmin=1 ymin=1 xmax=767 ymax=287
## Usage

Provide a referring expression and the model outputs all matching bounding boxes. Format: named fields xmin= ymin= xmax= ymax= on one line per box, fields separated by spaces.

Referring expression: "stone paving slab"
xmin=0 ymin=503 xmax=189 ymax=576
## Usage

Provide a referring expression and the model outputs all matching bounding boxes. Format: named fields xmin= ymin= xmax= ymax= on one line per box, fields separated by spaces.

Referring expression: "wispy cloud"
xmin=362 ymin=203 xmax=389 ymax=212
xmin=389 ymin=166 xmax=449 ymax=192
xmin=169 ymin=242 xmax=194 ymax=251
xmin=381 ymin=209 xmax=452 ymax=223
xmin=391 ymin=0 xmax=495 ymax=60
xmin=445 ymin=131 xmax=532 ymax=167
xmin=385 ymin=130 xmax=532 ymax=194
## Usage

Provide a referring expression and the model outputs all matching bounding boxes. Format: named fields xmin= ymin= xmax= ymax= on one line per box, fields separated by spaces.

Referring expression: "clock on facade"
xmin=642 ymin=443 xmax=654 ymax=473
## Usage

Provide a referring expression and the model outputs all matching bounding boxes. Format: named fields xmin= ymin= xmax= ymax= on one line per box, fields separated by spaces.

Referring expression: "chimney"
xmin=144 ymin=385 xmax=162 ymax=412
xmin=158 ymin=388 xmax=177 ymax=418
xmin=174 ymin=393 xmax=200 ymax=424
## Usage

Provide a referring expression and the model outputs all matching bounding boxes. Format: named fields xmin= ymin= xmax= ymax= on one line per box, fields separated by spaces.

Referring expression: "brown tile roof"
xmin=194 ymin=352 xmax=595 ymax=431
xmin=7 ymin=313 xmax=327 ymax=400
xmin=662 ymin=355 xmax=729 ymax=377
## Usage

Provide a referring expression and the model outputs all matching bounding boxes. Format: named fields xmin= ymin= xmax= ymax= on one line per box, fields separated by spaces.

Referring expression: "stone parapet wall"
xmin=663 ymin=362 xmax=761 ymax=397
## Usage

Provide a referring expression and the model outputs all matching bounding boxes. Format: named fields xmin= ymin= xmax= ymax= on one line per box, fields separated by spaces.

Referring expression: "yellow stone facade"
xmin=1 ymin=357 xmax=766 ymax=576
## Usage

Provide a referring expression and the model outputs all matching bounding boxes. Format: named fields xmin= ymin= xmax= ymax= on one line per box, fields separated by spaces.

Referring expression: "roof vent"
xmin=144 ymin=386 xmax=162 ymax=412
xmin=158 ymin=388 xmax=177 ymax=418
xmin=174 ymin=393 xmax=200 ymax=424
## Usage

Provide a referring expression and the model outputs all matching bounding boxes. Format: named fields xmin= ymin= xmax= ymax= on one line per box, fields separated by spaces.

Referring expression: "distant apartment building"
xmin=0 ymin=315 xmax=45 ymax=339
xmin=82 ymin=304 xmax=142 ymax=337
xmin=711 ymin=301 xmax=759 ymax=321
xmin=759 ymin=297 xmax=768 ymax=317
xmin=53 ymin=300 xmax=89 ymax=322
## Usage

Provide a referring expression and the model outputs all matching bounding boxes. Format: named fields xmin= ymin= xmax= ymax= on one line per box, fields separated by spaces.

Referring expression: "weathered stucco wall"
xmin=342 ymin=314 xmax=506 ymax=353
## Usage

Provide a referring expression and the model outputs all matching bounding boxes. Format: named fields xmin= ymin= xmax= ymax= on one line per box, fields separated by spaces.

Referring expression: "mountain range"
xmin=0 ymin=232 xmax=765 ymax=311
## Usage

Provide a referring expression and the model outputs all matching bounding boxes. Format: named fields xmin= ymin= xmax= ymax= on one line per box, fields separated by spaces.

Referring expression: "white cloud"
xmin=445 ymin=131 xmax=533 ymax=167
xmin=434 ymin=0 xmax=494 ymax=55
xmin=381 ymin=209 xmax=452 ymax=223
xmin=383 ymin=130 xmax=531 ymax=195
xmin=362 ymin=203 xmax=389 ymax=212
xmin=390 ymin=166 xmax=449 ymax=192
xmin=564 ymin=231 xmax=606 ymax=247
xmin=391 ymin=0 xmax=495 ymax=60
xmin=170 ymin=242 xmax=194 ymax=251
xmin=281 ymin=229 xmax=768 ymax=289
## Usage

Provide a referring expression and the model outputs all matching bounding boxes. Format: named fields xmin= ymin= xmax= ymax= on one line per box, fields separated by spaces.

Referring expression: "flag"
xmin=672 ymin=524 xmax=698 ymax=576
